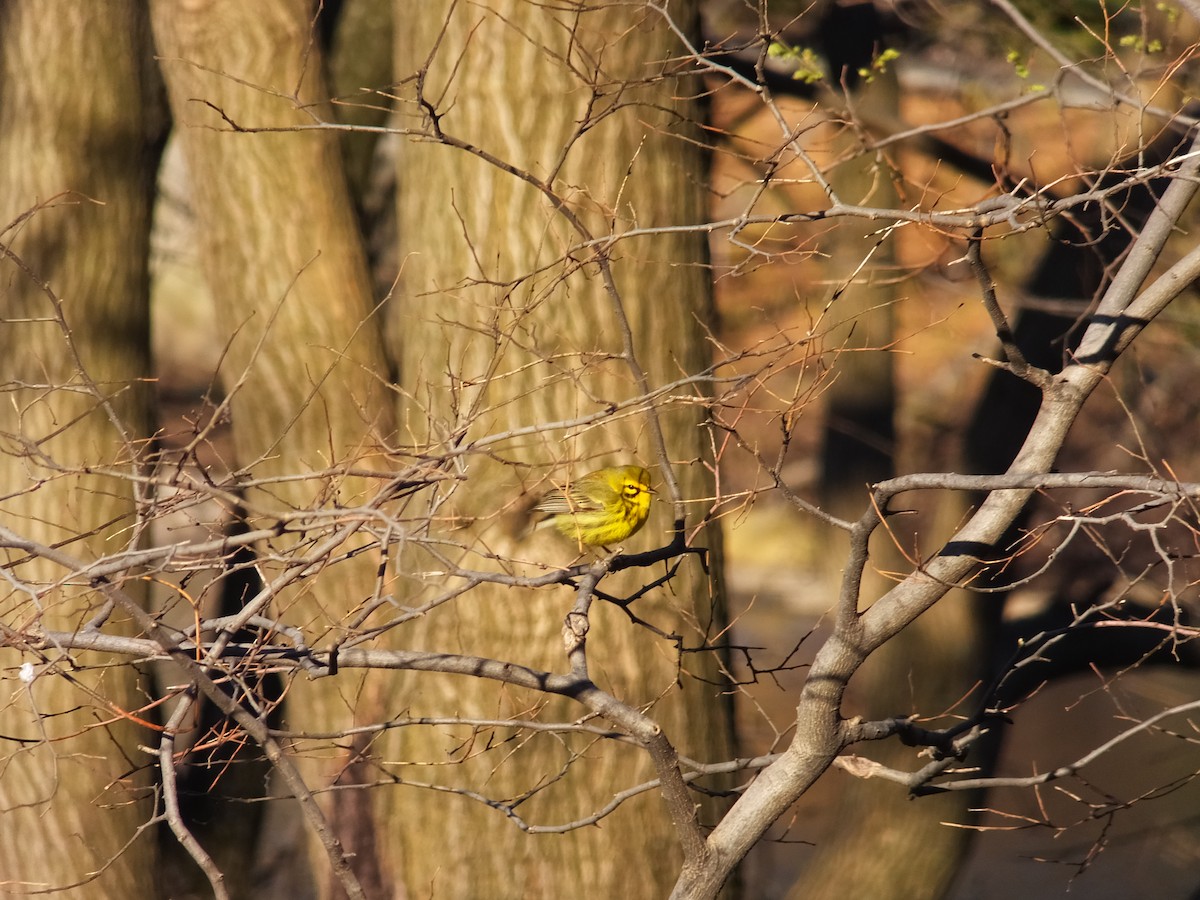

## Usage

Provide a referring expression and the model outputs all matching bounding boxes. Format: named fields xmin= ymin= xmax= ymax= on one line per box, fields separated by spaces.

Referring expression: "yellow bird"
xmin=534 ymin=465 xmax=654 ymax=547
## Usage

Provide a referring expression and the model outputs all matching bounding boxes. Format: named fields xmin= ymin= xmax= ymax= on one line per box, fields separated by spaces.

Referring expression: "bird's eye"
xmin=624 ymin=483 xmax=640 ymax=496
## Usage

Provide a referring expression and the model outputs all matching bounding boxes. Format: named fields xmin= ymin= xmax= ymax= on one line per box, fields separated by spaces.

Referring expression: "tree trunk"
xmin=0 ymin=2 xmax=165 ymax=896
xmin=150 ymin=2 xmax=394 ymax=895
xmin=383 ymin=2 xmax=734 ymax=897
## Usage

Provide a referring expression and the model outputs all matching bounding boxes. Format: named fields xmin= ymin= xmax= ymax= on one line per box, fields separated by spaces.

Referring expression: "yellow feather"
xmin=534 ymin=465 xmax=654 ymax=547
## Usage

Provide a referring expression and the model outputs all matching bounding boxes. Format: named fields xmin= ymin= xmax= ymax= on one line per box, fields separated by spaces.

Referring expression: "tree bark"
xmin=150 ymin=1 xmax=394 ymax=895
xmin=0 ymin=2 xmax=165 ymax=896
xmin=383 ymin=2 xmax=735 ymax=897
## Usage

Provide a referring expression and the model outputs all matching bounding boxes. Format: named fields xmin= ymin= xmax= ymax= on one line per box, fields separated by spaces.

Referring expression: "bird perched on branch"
xmin=534 ymin=465 xmax=654 ymax=548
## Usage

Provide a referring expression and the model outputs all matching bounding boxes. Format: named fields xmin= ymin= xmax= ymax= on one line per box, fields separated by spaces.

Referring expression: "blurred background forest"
xmin=3 ymin=0 xmax=1200 ymax=898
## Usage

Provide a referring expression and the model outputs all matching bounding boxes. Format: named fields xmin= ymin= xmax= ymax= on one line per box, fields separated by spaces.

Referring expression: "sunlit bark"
xmin=0 ymin=2 xmax=165 ymax=896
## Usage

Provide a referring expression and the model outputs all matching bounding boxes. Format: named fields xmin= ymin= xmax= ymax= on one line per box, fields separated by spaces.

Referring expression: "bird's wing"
xmin=533 ymin=491 xmax=573 ymax=515
xmin=569 ymin=480 xmax=612 ymax=510
xmin=534 ymin=481 xmax=605 ymax=515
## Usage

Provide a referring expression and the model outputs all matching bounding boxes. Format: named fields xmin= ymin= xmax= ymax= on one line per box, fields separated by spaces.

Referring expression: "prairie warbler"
xmin=535 ymin=465 xmax=654 ymax=547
